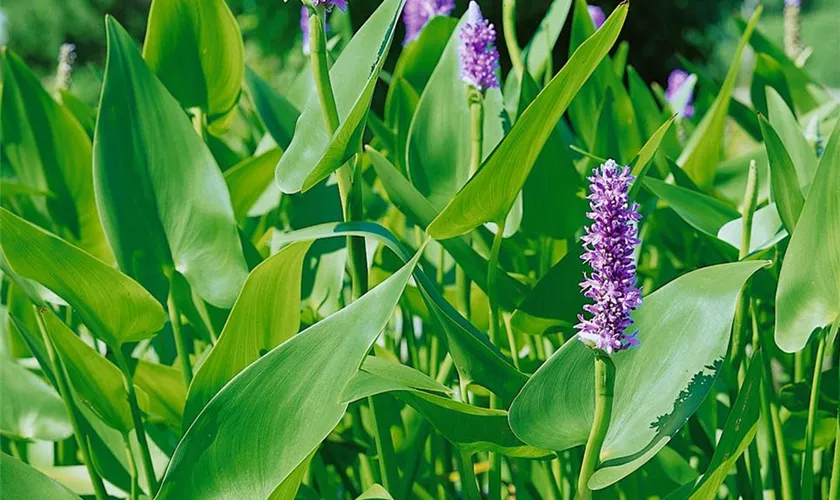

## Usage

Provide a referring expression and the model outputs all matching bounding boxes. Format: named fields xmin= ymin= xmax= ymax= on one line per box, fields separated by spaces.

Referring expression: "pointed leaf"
xmin=643 ymin=179 xmax=739 ymax=237
xmin=244 ymin=67 xmax=300 ymax=149
xmin=758 ymin=114 xmax=804 ymax=232
xmin=224 ymin=148 xmax=284 ymax=221
xmin=524 ymin=0 xmax=574 ymax=78
xmin=767 ymin=87 xmax=818 ymax=190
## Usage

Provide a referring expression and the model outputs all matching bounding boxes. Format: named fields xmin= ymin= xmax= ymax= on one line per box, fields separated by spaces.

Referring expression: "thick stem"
xmin=113 ymin=348 xmax=159 ymax=495
xmin=577 ymin=353 xmax=615 ymax=499
xmin=167 ymin=287 xmax=193 ymax=385
xmin=123 ymin=433 xmax=140 ymax=500
xmin=34 ymin=309 xmax=108 ymax=500
xmin=502 ymin=0 xmax=524 ymax=77
xmin=468 ymin=90 xmax=484 ymax=178
xmin=803 ymin=330 xmax=828 ymax=500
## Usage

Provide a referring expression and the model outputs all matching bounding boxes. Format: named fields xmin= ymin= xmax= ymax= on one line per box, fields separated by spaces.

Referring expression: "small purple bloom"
xmin=458 ymin=1 xmax=500 ymax=92
xmin=784 ymin=0 xmax=801 ymax=7
xmin=403 ymin=0 xmax=455 ymax=45
xmin=665 ymin=69 xmax=695 ymax=118
xmin=588 ymin=5 xmax=606 ymax=29
xmin=301 ymin=7 xmax=311 ymax=55
xmin=312 ymin=0 xmax=347 ymax=12
xmin=575 ymin=160 xmax=643 ymax=354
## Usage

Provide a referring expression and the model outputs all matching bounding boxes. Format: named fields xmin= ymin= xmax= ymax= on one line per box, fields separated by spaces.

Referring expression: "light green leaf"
xmin=134 ymin=360 xmax=186 ymax=430
xmin=0 ymin=49 xmax=112 ymax=263
xmin=643 ymin=179 xmax=739 ymax=237
xmin=0 ymin=358 xmax=72 ymax=441
xmin=677 ymin=8 xmax=761 ymax=188
xmin=142 ymin=0 xmax=244 ymax=133
xmin=758 ymin=114 xmax=804 ymax=232
xmin=767 ymin=87 xmax=818 ymax=191
xmin=524 ymin=0 xmax=574 ymax=78
xmin=406 ymin=12 xmax=506 ymax=209
xmin=183 ymin=241 xmax=311 ymax=426
xmin=244 ymin=67 xmax=300 ymax=149
xmin=716 ymin=204 xmax=787 ymax=256
xmin=688 ymin=352 xmax=763 ymax=499
xmin=95 ymin=17 xmax=248 ymax=308
xmin=509 ymin=261 xmax=769 ymax=488
xmin=427 ymin=3 xmax=628 ymax=239
xmin=775 ymin=120 xmax=840 ymax=352
xmin=224 ymin=148 xmax=284 ymax=221
xmin=357 ymin=484 xmax=394 ymax=500
xmin=628 ymin=114 xmax=678 ymax=200
xmin=1 ymin=453 xmax=81 ymax=500
xmin=156 ymin=253 xmax=421 ymax=499
xmin=341 ymin=356 xmax=451 ymax=403
xmin=275 ymin=0 xmax=406 ymax=193
xmin=781 ymin=411 xmax=837 ymax=452
xmin=39 ymin=308 xmax=132 ymax=433
xmin=0 ymin=209 xmax=165 ymax=346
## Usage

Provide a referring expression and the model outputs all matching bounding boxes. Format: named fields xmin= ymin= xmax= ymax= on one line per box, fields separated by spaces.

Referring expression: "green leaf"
xmin=758 ymin=114 xmax=804 ymax=232
xmin=427 ymin=3 xmax=628 ymax=238
xmin=341 ymin=356 xmax=451 ymax=403
xmin=0 ymin=453 xmax=81 ymax=500
xmin=750 ymin=54 xmax=793 ymax=117
xmin=156 ymin=253 xmax=421 ymax=499
xmin=38 ymin=308 xmax=132 ymax=433
xmin=224 ymin=148 xmax=284 ymax=221
xmin=688 ymin=353 xmax=763 ymax=498
xmin=628 ymin=114 xmax=677 ymax=200
xmin=716 ymin=204 xmax=787 ymax=256
xmin=0 ymin=209 xmax=165 ymax=346
xmin=524 ymin=0 xmax=574 ymax=78
xmin=142 ymin=0 xmax=244 ymax=133
xmin=184 ymin=241 xmax=311 ymax=426
xmin=676 ymin=7 xmax=761 ymax=188
xmin=0 ymin=358 xmax=73 ymax=441
xmin=0 ymin=49 xmax=112 ymax=262
xmin=134 ymin=360 xmax=186 ymax=430
xmin=782 ymin=411 xmax=836 ymax=452
xmin=767 ymin=87 xmax=818 ymax=190
xmin=244 ymin=66 xmax=300 ymax=149
xmin=95 ymin=17 xmax=248 ymax=308
xmin=509 ymin=261 xmax=768 ymax=488
xmin=775 ymin=120 xmax=840 ymax=352
xmin=275 ymin=0 xmax=406 ymax=193
xmin=406 ymin=12 xmax=507 ymax=209
xmin=357 ymin=484 xmax=394 ymax=500
xmin=642 ymin=179 xmax=739 ymax=237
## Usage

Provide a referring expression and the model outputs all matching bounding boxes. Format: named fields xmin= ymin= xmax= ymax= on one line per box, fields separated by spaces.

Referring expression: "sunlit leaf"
xmin=0 ymin=454 xmax=81 ymax=500
xmin=0 ymin=358 xmax=72 ymax=442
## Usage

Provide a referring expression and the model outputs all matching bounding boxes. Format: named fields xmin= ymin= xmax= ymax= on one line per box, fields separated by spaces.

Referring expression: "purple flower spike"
xmin=403 ymin=0 xmax=455 ymax=45
xmin=458 ymin=1 xmax=500 ymax=92
xmin=588 ymin=5 xmax=606 ymax=29
xmin=575 ymin=160 xmax=643 ymax=355
xmin=665 ymin=69 xmax=695 ymax=118
xmin=312 ymin=0 xmax=347 ymax=12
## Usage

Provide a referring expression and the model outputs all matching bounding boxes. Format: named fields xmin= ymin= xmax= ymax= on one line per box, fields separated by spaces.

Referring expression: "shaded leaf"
xmin=244 ymin=67 xmax=300 ymax=149
xmin=224 ymin=148 xmax=284 ymax=221
xmin=758 ymin=114 xmax=804 ymax=232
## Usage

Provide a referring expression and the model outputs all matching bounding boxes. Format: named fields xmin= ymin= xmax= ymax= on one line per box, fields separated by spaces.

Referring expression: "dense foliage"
xmin=0 ymin=0 xmax=838 ymax=499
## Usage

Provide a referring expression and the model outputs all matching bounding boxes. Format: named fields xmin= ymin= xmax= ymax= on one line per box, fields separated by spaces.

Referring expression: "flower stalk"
xmin=803 ymin=328 xmax=827 ymax=500
xmin=577 ymin=352 xmax=615 ymax=499
xmin=502 ymin=0 xmax=523 ymax=76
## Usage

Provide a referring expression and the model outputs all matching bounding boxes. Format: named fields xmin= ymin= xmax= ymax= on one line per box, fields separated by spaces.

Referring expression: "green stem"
xmin=9 ymin=439 xmax=26 ymax=461
xmin=803 ymin=330 xmax=828 ymax=500
xmin=468 ymin=90 xmax=484 ymax=178
xmin=828 ymin=317 xmax=840 ymax=499
xmin=167 ymin=286 xmax=193 ymax=385
xmin=729 ymin=160 xmax=759 ymax=371
xmin=576 ymin=353 xmax=615 ymax=499
xmin=368 ymin=395 xmax=400 ymax=492
xmin=34 ymin=308 xmax=108 ymax=500
xmin=123 ymin=433 xmax=140 ymax=500
xmin=457 ymin=451 xmax=482 ymax=500
xmin=502 ymin=0 xmax=524 ymax=77
xmin=113 ymin=348 xmax=158 ymax=495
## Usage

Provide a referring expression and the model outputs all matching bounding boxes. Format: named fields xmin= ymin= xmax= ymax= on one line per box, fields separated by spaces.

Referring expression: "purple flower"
xmin=784 ymin=0 xmax=801 ymax=7
xmin=575 ymin=160 xmax=643 ymax=354
xmin=458 ymin=1 xmax=500 ymax=92
xmin=665 ymin=69 xmax=695 ymax=118
xmin=403 ymin=0 xmax=455 ymax=45
xmin=588 ymin=5 xmax=606 ymax=29
xmin=301 ymin=6 xmax=332 ymax=55
xmin=312 ymin=0 xmax=347 ymax=12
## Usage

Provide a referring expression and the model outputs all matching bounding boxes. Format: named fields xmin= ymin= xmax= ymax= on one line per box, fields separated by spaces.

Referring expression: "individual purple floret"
xmin=575 ymin=160 xmax=643 ymax=354
xmin=458 ymin=1 xmax=500 ymax=92
xmin=784 ymin=0 xmax=801 ymax=7
xmin=665 ymin=69 xmax=695 ymax=118
xmin=403 ymin=0 xmax=455 ymax=45
xmin=312 ymin=0 xmax=347 ymax=12
xmin=588 ymin=5 xmax=606 ymax=29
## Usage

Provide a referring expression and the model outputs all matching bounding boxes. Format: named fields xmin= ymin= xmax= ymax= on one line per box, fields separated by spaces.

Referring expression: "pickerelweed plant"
xmin=1 ymin=0 xmax=839 ymax=499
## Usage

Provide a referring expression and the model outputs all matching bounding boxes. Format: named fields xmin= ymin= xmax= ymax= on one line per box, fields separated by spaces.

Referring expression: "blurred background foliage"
xmin=3 ymin=0 xmax=838 ymax=108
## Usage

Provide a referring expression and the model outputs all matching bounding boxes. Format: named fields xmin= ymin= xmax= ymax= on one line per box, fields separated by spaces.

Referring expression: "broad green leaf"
xmin=367 ymin=147 xmax=527 ymax=307
xmin=509 ymin=261 xmax=769 ymax=488
xmin=767 ymin=87 xmax=818 ymax=190
xmin=39 ymin=308 xmax=132 ymax=433
xmin=156 ymin=254 xmax=420 ymax=499
xmin=0 ymin=454 xmax=81 ymax=500
xmin=716 ymin=204 xmax=787 ymax=256
xmin=524 ymin=0 xmax=573 ymax=78
xmin=565 ymin=0 xmax=608 ymax=149
xmin=643 ymin=179 xmax=739 ymax=237
xmin=750 ymin=54 xmax=793 ymax=117
xmin=134 ymin=360 xmax=186 ymax=430
xmin=688 ymin=353 xmax=763 ymax=498
xmin=357 ymin=484 xmax=394 ymax=500
xmin=758 ymin=114 xmax=804 ymax=232
xmin=95 ymin=17 xmax=248 ymax=308
xmin=0 ymin=209 xmax=165 ymax=346
xmin=341 ymin=356 xmax=451 ymax=403
xmin=244 ymin=67 xmax=300 ymax=149
xmin=406 ymin=12 xmax=506 ymax=209
xmin=224 ymin=148 xmax=284 ymax=221
xmin=427 ymin=3 xmax=628 ymax=239
xmin=677 ymin=8 xmax=760 ymax=188
xmin=275 ymin=0 xmax=406 ymax=193
xmin=781 ymin=411 xmax=837 ymax=452
xmin=628 ymin=114 xmax=678 ymax=200
xmin=142 ymin=0 xmax=244 ymax=133
xmin=58 ymin=90 xmax=96 ymax=137
xmin=0 ymin=49 xmax=111 ymax=262
xmin=0 ymin=358 xmax=72 ymax=441
xmin=184 ymin=241 xmax=311 ymax=426
xmin=775 ymin=120 xmax=840 ymax=352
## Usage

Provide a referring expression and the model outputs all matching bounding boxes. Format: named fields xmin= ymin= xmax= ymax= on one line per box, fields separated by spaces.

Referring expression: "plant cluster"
xmin=0 ymin=0 xmax=838 ymax=499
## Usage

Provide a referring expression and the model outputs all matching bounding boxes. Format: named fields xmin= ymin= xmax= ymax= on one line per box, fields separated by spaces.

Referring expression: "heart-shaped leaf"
xmin=509 ymin=261 xmax=768 ymax=488
xmin=95 ymin=17 xmax=248 ymax=308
